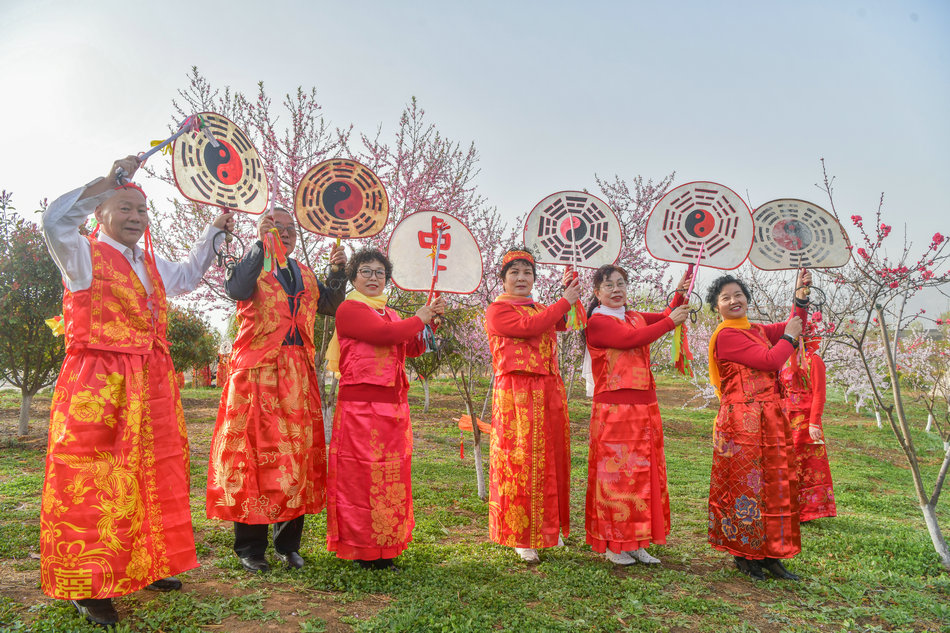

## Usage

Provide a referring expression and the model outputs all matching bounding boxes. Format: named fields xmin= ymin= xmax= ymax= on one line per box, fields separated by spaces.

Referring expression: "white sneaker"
xmin=515 ymin=547 xmax=540 ymax=563
xmin=605 ymin=550 xmax=637 ymax=565
xmin=626 ymin=548 xmax=660 ymax=564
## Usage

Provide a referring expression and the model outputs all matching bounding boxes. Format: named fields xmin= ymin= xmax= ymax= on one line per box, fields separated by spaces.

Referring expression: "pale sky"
xmin=2 ymin=0 xmax=948 ymax=312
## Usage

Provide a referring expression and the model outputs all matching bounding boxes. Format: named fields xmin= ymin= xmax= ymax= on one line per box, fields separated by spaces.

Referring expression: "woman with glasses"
xmin=207 ymin=208 xmax=346 ymax=573
xmin=582 ymin=265 xmax=690 ymax=565
xmin=484 ymin=248 xmax=579 ymax=563
xmin=324 ymin=248 xmax=444 ymax=569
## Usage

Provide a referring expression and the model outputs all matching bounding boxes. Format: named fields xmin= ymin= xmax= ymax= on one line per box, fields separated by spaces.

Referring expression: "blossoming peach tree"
xmin=816 ymin=161 xmax=950 ymax=569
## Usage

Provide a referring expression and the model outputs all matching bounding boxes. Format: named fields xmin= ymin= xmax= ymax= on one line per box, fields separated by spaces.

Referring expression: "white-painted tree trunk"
xmin=472 ymin=437 xmax=487 ymax=501
xmin=926 ymin=413 xmax=934 ymax=433
xmin=18 ymin=392 xmax=32 ymax=436
xmin=921 ymin=502 xmax=950 ymax=571
xmin=875 ymin=410 xmax=882 ymax=429
xmin=843 ymin=390 xmax=850 ymax=404
xmin=422 ymin=378 xmax=430 ymax=413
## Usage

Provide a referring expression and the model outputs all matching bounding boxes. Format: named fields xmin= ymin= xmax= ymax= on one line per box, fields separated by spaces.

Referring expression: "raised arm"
xmin=486 ymin=298 xmax=571 ymax=338
xmin=41 ymin=181 xmax=110 ymax=291
xmin=157 ymin=213 xmax=231 ymax=298
xmin=717 ymin=328 xmax=796 ymax=372
xmin=587 ymin=312 xmax=676 ymax=350
xmin=335 ymin=301 xmax=425 ymax=346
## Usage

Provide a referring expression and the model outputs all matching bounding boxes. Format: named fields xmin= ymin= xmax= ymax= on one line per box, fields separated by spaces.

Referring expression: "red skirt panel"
xmin=489 ymin=373 xmax=571 ymax=549
xmin=708 ymin=399 xmax=801 ymax=560
xmin=41 ymin=349 xmax=197 ymax=599
xmin=788 ymin=408 xmax=837 ymax=521
xmin=586 ymin=401 xmax=670 ymax=553
xmin=206 ymin=347 xmax=326 ymax=523
xmin=326 ymin=400 xmax=414 ymax=560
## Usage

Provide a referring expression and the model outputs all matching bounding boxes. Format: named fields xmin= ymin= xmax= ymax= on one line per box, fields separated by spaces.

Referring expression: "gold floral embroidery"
xmin=68 ymin=391 xmax=107 ymax=425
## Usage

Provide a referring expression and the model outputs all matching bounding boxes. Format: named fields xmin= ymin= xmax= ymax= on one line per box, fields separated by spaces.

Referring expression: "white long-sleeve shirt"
xmin=42 ymin=178 xmax=219 ymax=297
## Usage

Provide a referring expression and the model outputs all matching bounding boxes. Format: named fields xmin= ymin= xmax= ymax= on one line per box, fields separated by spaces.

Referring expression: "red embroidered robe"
xmin=206 ymin=264 xmax=326 ymax=523
xmin=325 ymin=301 xmax=427 ymax=560
xmin=585 ymin=309 xmax=676 ymax=553
xmin=484 ymin=297 xmax=572 ymax=549
xmin=40 ymin=238 xmax=196 ymax=600
xmin=780 ymin=354 xmax=837 ymax=521
xmin=708 ymin=325 xmax=801 ymax=560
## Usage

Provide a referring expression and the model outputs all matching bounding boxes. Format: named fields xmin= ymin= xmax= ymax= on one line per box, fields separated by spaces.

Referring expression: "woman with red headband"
xmin=582 ymin=265 xmax=690 ymax=565
xmin=779 ymin=321 xmax=837 ymax=522
xmin=484 ymin=248 xmax=579 ymax=563
xmin=705 ymin=270 xmax=810 ymax=582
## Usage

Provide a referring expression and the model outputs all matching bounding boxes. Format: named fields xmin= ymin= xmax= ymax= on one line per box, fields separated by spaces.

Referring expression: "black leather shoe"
xmin=734 ymin=556 xmax=766 ymax=581
xmin=762 ymin=558 xmax=801 ymax=581
xmin=146 ymin=576 xmax=182 ymax=591
xmin=276 ymin=551 xmax=305 ymax=569
xmin=238 ymin=555 xmax=270 ymax=573
xmin=71 ymin=598 xmax=119 ymax=627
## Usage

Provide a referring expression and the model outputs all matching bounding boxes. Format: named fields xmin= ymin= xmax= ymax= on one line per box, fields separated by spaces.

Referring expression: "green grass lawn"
xmin=0 ymin=377 xmax=948 ymax=632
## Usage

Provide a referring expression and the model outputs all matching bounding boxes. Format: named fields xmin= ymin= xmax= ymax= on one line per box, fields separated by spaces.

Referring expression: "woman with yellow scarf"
xmin=324 ymin=248 xmax=444 ymax=570
xmin=706 ymin=270 xmax=810 ymax=581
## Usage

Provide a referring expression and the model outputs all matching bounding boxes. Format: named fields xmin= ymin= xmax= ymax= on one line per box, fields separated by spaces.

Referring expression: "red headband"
xmin=502 ymin=250 xmax=534 ymax=266
xmin=114 ymin=182 xmax=147 ymax=201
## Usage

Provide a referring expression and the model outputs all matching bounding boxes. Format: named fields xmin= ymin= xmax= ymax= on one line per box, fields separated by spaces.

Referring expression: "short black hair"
xmin=346 ymin=248 xmax=393 ymax=283
xmin=706 ymin=274 xmax=752 ymax=312
xmin=499 ymin=246 xmax=537 ymax=280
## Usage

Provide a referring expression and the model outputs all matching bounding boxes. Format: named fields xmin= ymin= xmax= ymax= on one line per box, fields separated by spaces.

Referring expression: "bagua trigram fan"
xmin=295 ymin=159 xmax=389 ymax=238
xmin=523 ymin=191 xmax=622 ymax=268
xmin=172 ymin=112 xmax=269 ymax=214
xmin=387 ymin=211 xmax=483 ymax=295
xmin=644 ymin=181 xmax=754 ymax=269
xmin=750 ymin=199 xmax=851 ymax=270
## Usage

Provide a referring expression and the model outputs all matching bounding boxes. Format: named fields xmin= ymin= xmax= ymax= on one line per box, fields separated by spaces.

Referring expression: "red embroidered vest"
xmin=486 ymin=303 xmax=560 ymax=376
xmin=230 ymin=263 xmax=320 ymax=371
xmin=717 ymin=325 xmax=783 ymax=404
xmin=63 ymin=238 xmax=168 ymax=354
xmin=338 ymin=306 xmax=409 ymax=389
xmin=587 ymin=312 xmax=653 ymax=394
xmin=780 ymin=357 xmax=813 ymax=409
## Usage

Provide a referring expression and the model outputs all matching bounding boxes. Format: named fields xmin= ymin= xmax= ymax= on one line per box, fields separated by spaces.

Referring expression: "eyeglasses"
xmin=272 ymin=223 xmax=295 ymax=235
xmin=600 ymin=281 xmax=627 ymax=291
xmin=358 ymin=268 xmax=387 ymax=279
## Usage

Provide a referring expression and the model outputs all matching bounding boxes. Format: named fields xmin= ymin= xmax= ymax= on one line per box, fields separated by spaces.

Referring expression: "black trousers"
xmin=233 ymin=516 xmax=305 ymax=558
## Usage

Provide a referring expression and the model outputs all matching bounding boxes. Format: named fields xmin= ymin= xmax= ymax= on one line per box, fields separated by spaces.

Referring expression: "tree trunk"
xmin=472 ymin=433 xmax=487 ymax=501
xmin=422 ymin=378 xmax=430 ymax=413
xmin=875 ymin=409 xmax=882 ymax=429
xmin=323 ymin=374 xmax=338 ymax=443
xmin=844 ymin=390 xmax=850 ymax=404
xmin=18 ymin=390 xmax=33 ymax=436
xmin=926 ymin=413 xmax=934 ymax=433
xmin=921 ymin=502 xmax=950 ymax=571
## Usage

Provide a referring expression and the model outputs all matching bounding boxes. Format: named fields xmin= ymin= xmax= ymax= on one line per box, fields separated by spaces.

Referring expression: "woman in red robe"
xmin=324 ymin=248 xmax=444 ymax=569
xmin=583 ymin=265 xmax=690 ymax=565
xmin=484 ymin=249 xmax=579 ymax=563
xmin=706 ymin=271 xmax=810 ymax=581
xmin=780 ymin=331 xmax=837 ymax=522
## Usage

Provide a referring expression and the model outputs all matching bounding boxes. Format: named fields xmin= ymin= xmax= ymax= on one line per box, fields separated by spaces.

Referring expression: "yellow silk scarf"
xmin=325 ymin=290 xmax=388 ymax=377
xmin=707 ymin=316 xmax=751 ymax=399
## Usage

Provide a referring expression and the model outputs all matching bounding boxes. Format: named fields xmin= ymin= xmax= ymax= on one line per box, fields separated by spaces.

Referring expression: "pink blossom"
xmin=851 ymin=214 xmax=863 ymax=225
xmin=857 ymin=247 xmax=869 ymax=259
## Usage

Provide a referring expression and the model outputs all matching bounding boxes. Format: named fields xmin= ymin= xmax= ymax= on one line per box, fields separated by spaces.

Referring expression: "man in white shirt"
xmin=39 ymin=156 xmax=232 ymax=627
